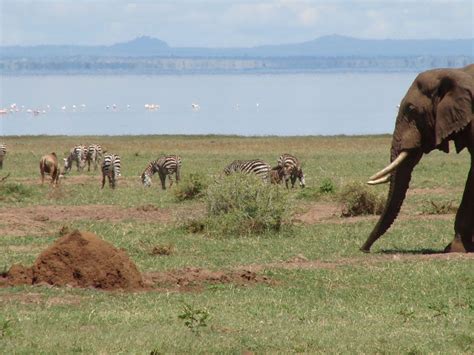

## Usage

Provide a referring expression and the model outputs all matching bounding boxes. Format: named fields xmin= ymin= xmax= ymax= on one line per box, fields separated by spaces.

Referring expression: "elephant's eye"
xmin=405 ymin=104 xmax=415 ymax=114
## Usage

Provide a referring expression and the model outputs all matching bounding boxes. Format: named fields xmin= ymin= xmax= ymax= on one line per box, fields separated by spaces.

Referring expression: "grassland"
xmin=0 ymin=135 xmax=472 ymax=353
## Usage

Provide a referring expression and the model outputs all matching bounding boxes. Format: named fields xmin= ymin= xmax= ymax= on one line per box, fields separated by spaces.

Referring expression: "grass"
xmin=0 ymin=135 xmax=472 ymax=353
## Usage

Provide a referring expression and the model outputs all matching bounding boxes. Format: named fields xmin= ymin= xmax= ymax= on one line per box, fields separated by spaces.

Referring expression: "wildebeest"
xmin=40 ymin=152 xmax=60 ymax=185
xmin=269 ymin=166 xmax=286 ymax=185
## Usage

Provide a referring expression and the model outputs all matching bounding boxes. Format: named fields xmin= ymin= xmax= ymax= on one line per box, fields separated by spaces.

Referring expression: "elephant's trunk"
xmin=361 ymin=149 xmax=422 ymax=252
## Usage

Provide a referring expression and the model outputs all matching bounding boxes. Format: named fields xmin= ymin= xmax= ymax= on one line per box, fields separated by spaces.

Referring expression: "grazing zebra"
xmin=223 ymin=159 xmax=272 ymax=182
xmin=0 ymin=143 xmax=6 ymax=169
xmin=277 ymin=153 xmax=306 ymax=188
xmin=86 ymin=144 xmax=103 ymax=172
xmin=155 ymin=155 xmax=182 ymax=190
xmin=63 ymin=145 xmax=87 ymax=172
xmin=101 ymin=154 xmax=121 ymax=189
xmin=140 ymin=160 xmax=159 ymax=187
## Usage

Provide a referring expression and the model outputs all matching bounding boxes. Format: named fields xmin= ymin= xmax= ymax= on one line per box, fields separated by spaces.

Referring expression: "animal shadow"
xmin=379 ymin=248 xmax=444 ymax=255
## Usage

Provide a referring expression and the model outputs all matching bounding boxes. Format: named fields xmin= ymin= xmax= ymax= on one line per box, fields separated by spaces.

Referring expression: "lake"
xmin=0 ymin=73 xmax=417 ymax=136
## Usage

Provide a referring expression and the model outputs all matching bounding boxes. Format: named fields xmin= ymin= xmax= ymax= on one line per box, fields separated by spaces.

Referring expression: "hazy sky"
xmin=0 ymin=0 xmax=472 ymax=47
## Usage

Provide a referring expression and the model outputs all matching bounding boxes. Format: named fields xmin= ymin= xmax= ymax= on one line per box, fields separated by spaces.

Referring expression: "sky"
xmin=0 ymin=0 xmax=472 ymax=47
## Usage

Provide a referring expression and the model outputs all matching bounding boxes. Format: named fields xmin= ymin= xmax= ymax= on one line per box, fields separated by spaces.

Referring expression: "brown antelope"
xmin=40 ymin=152 xmax=60 ymax=185
xmin=269 ymin=166 xmax=286 ymax=185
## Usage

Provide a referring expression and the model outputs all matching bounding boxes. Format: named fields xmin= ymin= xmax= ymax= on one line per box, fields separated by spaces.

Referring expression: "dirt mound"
xmin=1 ymin=230 xmax=144 ymax=291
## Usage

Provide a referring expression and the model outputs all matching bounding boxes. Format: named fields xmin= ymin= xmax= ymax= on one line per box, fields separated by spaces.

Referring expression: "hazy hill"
xmin=1 ymin=35 xmax=472 ymax=58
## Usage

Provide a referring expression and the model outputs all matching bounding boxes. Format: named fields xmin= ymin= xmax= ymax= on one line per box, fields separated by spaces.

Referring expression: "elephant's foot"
xmin=444 ymin=233 xmax=473 ymax=253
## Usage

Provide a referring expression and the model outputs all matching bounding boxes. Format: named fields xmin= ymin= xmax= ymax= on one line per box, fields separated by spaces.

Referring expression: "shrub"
xmin=200 ymin=173 xmax=293 ymax=237
xmin=339 ymin=182 xmax=385 ymax=217
xmin=319 ymin=178 xmax=336 ymax=194
xmin=150 ymin=244 xmax=175 ymax=256
xmin=421 ymin=200 xmax=457 ymax=215
xmin=174 ymin=173 xmax=208 ymax=201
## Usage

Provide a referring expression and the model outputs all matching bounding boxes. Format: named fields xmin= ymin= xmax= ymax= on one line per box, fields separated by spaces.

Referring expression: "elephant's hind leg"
xmin=445 ymin=158 xmax=474 ymax=252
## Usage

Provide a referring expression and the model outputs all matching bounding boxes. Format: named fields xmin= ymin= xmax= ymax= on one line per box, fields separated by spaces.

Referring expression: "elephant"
xmin=362 ymin=64 xmax=474 ymax=253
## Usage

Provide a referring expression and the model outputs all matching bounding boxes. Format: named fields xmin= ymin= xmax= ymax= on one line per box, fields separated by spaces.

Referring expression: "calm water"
xmin=0 ymin=73 xmax=417 ymax=136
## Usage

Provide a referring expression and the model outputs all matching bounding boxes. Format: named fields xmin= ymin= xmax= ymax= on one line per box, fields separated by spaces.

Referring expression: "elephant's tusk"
xmin=367 ymin=174 xmax=391 ymax=185
xmin=368 ymin=151 xmax=409 ymax=181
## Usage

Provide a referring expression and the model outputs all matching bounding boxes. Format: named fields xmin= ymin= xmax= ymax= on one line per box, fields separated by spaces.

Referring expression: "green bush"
xmin=319 ymin=178 xmax=335 ymax=194
xmin=173 ymin=173 xmax=208 ymax=201
xmin=339 ymin=182 xmax=385 ymax=217
xmin=199 ymin=173 xmax=293 ymax=237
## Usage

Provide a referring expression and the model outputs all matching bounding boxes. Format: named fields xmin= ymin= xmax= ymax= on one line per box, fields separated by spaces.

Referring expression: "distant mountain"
xmin=1 ymin=35 xmax=472 ymax=58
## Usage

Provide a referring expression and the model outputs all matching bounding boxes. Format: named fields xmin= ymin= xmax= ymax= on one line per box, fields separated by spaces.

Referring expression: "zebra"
xmin=155 ymin=155 xmax=182 ymax=190
xmin=277 ymin=153 xmax=306 ymax=188
xmin=86 ymin=144 xmax=103 ymax=172
xmin=140 ymin=160 xmax=159 ymax=187
xmin=223 ymin=159 xmax=272 ymax=182
xmin=101 ymin=154 xmax=121 ymax=189
xmin=63 ymin=145 xmax=87 ymax=173
xmin=0 ymin=143 xmax=6 ymax=169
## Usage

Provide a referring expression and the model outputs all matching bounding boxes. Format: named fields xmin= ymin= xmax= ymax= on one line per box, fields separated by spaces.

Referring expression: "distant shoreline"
xmin=1 ymin=55 xmax=471 ymax=76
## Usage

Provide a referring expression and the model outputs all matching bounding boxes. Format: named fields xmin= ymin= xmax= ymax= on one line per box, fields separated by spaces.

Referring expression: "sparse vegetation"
xmin=319 ymin=177 xmax=336 ymax=194
xmin=173 ymin=173 xmax=208 ymax=201
xmin=202 ymin=174 xmax=293 ymax=236
xmin=0 ymin=317 xmax=13 ymax=338
xmin=178 ymin=303 xmax=210 ymax=334
xmin=421 ymin=200 xmax=458 ymax=215
xmin=339 ymin=182 xmax=385 ymax=217
xmin=150 ymin=244 xmax=175 ymax=256
xmin=0 ymin=182 xmax=34 ymax=202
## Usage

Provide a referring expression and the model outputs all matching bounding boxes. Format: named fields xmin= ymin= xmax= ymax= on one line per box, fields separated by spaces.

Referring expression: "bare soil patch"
xmin=0 ymin=204 xmax=173 ymax=237
xmin=294 ymin=201 xmax=456 ymax=225
xmin=294 ymin=202 xmax=340 ymax=224
xmin=144 ymin=267 xmax=273 ymax=292
xmin=243 ymin=252 xmax=474 ymax=272
xmin=407 ymin=187 xmax=453 ymax=196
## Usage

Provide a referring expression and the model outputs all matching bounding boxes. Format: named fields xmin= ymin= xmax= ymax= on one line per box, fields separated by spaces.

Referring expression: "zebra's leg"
xmin=169 ymin=175 xmax=174 ymax=188
xmin=158 ymin=171 xmax=166 ymax=190
xmin=290 ymin=175 xmax=297 ymax=188
xmin=101 ymin=173 xmax=106 ymax=189
xmin=87 ymin=159 xmax=91 ymax=172
xmin=0 ymin=158 xmax=3 ymax=169
xmin=176 ymin=168 xmax=181 ymax=183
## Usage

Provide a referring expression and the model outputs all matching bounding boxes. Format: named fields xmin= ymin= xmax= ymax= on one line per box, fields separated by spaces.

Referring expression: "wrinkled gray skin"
xmin=362 ymin=64 xmax=474 ymax=253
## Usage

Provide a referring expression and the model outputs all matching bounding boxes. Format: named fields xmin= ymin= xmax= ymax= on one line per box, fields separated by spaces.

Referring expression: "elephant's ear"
xmin=435 ymin=72 xmax=473 ymax=149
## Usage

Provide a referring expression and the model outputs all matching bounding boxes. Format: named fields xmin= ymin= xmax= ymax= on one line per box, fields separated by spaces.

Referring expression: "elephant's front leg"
xmin=445 ymin=161 xmax=474 ymax=252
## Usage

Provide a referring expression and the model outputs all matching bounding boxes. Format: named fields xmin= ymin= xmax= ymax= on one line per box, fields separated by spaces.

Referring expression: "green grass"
xmin=0 ymin=135 xmax=472 ymax=353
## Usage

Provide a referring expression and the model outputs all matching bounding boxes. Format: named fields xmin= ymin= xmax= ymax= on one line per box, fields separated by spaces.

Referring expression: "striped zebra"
xmin=0 ymin=143 xmax=6 ymax=169
xmin=155 ymin=155 xmax=182 ymax=190
xmin=63 ymin=145 xmax=87 ymax=172
xmin=140 ymin=160 xmax=159 ymax=187
xmin=223 ymin=159 xmax=271 ymax=182
xmin=86 ymin=144 xmax=103 ymax=172
xmin=101 ymin=154 xmax=121 ymax=189
xmin=277 ymin=153 xmax=306 ymax=188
